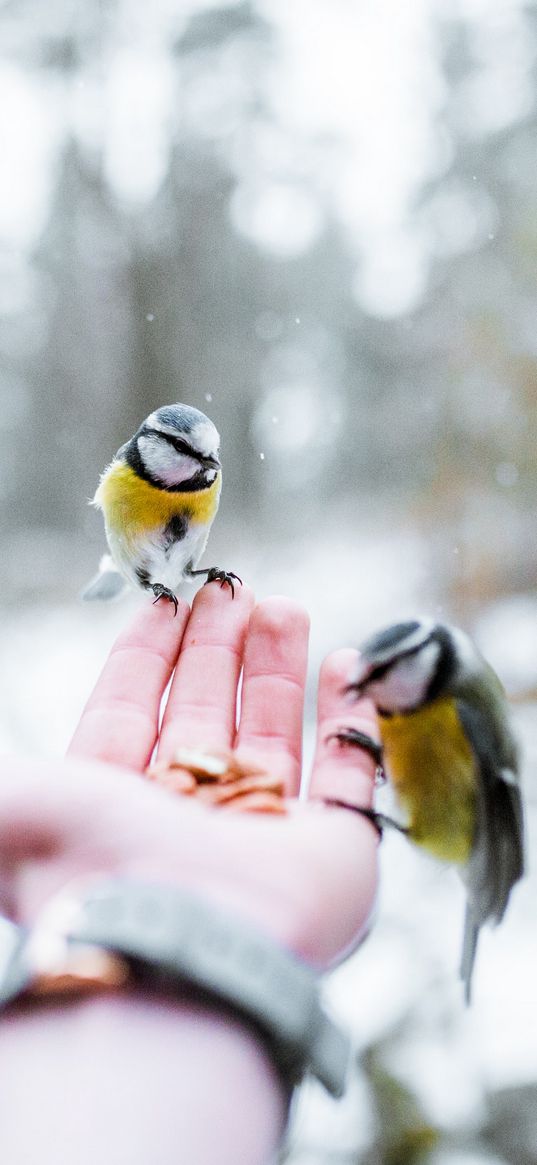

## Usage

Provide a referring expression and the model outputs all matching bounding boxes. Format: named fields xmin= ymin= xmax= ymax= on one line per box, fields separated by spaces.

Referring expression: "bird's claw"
xmin=323 ymin=802 xmax=408 ymax=837
xmin=328 ymin=727 xmax=386 ymax=783
xmin=204 ymin=568 xmax=242 ymax=599
xmin=322 ymin=801 xmax=383 ymax=837
xmin=151 ymin=584 xmax=179 ymax=616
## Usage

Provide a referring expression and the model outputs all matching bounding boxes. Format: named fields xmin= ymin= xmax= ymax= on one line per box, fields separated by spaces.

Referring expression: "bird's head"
xmin=130 ymin=403 xmax=221 ymax=490
xmin=346 ymin=619 xmax=465 ymax=715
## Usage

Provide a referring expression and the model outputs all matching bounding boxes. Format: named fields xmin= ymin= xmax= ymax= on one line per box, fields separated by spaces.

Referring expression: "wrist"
xmin=1 ymin=875 xmax=350 ymax=1099
xmin=1 ymin=992 xmax=289 ymax=1165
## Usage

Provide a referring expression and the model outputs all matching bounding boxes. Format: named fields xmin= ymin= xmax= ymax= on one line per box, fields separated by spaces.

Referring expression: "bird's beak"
xmin=343 ymin=658 xmax=371 ymax=698
xmin=344 ymin=678 xmax=368 ymax=698
xmin=203 ymin=454 xmax=221 ymax=470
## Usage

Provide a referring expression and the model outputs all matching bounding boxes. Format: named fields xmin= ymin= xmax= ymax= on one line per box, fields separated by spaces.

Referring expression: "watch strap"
xmin=1 ymin=878 xmax=351 ymax=1097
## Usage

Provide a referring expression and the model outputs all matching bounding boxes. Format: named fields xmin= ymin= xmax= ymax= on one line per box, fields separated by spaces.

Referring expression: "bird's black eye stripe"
xmin=146 ymin=429 xmax=199 ymax=460
xmin=366 ymin=643 xmax=425 ymax=682
xmin=367 ymin=663 xmax=391 ymax=682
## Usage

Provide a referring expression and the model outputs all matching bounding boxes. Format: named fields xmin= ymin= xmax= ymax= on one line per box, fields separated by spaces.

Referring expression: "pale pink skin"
xmin=0 ymin=585 xmax=380 ymax=1165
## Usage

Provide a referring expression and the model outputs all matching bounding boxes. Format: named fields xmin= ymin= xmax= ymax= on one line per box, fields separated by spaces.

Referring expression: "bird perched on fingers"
xmin=82 ymin=402 xmax=240 ymax=614
xmin=333 ymin=619 xmax=525 ymax=1002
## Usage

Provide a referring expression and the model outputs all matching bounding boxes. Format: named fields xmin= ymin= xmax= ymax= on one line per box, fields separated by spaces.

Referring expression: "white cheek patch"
xmin=369 ymin=640 xmax=441 ymax=713
xmin=137 ymin=435 xmax=199 ymax=486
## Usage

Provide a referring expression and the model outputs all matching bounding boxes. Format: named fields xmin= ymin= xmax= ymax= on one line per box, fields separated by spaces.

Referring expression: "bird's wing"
xmin=80 ymin=555 xmax=127 ymax=602
xmin=456 ymin=699 xmax=525 ymax=926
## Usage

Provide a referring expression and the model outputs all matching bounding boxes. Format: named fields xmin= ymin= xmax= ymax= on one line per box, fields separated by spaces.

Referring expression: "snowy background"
xmin=1 ymin=1 xmax=537 ymax=1161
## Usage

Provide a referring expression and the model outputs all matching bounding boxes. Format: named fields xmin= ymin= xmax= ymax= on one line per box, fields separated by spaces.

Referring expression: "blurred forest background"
xmin=1 ymin=1 xmax=537 ymax=1162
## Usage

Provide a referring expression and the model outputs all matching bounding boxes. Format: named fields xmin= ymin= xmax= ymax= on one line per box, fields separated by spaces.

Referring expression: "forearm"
xmin=0 ymin=994 xmax=289 ymax=1165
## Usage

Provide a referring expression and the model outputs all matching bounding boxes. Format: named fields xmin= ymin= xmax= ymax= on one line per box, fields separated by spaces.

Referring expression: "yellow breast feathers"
xmin=380 ymin=697 xmax=477 ymax=864
xmin=93 ymin=462 xmax=221 ymax=537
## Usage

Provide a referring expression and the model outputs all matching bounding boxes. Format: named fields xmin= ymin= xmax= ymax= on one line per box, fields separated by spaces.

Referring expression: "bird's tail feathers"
xmin=460 ymin=907 xmax=480 ymax=1005
xmin=81 ymin=556 xmax=127 ymax=602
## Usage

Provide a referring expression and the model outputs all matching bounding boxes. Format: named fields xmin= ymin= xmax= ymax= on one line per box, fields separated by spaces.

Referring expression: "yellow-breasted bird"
xmin=82 ymin=402 xmax=240 ymax=614
xmin=333 ymin=619 xmax=525 ymax=1002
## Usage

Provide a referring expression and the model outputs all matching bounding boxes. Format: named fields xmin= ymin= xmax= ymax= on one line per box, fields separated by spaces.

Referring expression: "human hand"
xmin=1 ymin=585 xmax=380 ymax=969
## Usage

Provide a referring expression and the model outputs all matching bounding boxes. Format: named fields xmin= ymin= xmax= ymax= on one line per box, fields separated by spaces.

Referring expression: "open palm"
xmin=1 ymin=584 xmax=380 ymax=968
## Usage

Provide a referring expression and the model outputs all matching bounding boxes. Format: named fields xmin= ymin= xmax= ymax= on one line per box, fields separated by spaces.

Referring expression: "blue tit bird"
xmin=82 ymin=402 xmax=240 ymax=614
xmin=332 ymin=619 xmax=525 ymax=1002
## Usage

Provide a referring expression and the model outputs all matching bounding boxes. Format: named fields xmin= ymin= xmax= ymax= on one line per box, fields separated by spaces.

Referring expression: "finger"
xmin=308 ymin=648 xmax=381 ymax=808
xmin=156 ymin=582 xmax=255 ymax=762
xmin=235 ymin=597 xmax=309 ymax=797
xmin=67 ymin=598 xmax=190 ymax=771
